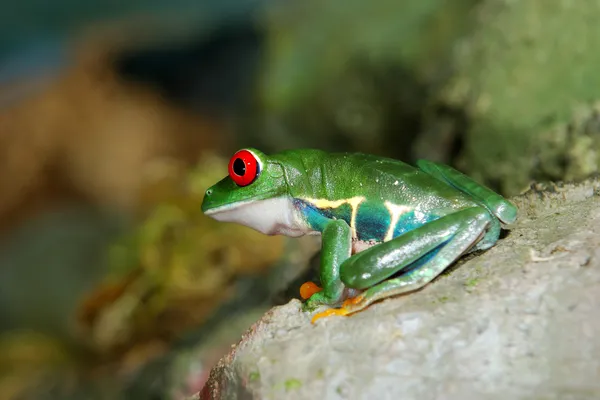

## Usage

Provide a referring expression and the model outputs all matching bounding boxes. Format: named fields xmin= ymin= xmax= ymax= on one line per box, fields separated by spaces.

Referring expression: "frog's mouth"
xmin=204 ymin=196 xmax=306 ymax=237
xmin=203 ymin=199 xmax=255 ymax=216
xmin=201 ymin=188 xmax=276 ymax=216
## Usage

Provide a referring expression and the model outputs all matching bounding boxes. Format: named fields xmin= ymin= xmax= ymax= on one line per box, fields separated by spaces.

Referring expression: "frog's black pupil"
xmin=233 ymin=158 xmax=246 ymax=176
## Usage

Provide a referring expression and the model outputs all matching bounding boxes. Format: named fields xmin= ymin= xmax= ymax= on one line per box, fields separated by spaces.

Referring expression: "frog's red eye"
xmin=228 ymin=149 xmax=260 ymax=186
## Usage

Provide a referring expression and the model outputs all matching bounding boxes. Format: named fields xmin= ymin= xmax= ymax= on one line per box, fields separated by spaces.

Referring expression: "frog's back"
xmin=277 ymin=150 xmax=480 ymax=243
xmin=320 ymin=152 xmax=476 ymax=208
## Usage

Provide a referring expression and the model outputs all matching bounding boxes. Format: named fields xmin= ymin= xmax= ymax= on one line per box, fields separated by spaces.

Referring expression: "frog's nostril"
xmin=206 ymin=189 xmax=213 ymax=196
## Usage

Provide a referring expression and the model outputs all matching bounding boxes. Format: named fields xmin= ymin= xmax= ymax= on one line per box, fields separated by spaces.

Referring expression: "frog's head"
xmin=201 ymin=148 xmax=294 ymax=235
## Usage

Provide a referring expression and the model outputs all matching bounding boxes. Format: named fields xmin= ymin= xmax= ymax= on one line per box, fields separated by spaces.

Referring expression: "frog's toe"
xmin=339 ymin=294 xmax=367 ymax=313
xmin=310 ymin=307 xmax=350 ymax=323
xmin=299 ymin=281 xmax=322 ymax=300
xmin=310 ymin=295 xmax=366 ymax=324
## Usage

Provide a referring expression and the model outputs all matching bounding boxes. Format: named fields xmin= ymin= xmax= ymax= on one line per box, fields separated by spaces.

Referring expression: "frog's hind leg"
xmin=311 ymin=207 xmax=492 ymax=322
xmin=416 ymin=159 xmax=517 ymax=225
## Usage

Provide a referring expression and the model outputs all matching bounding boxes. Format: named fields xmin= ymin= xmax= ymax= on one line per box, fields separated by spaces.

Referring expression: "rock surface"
xmin=197 ymin=179 xmax=600 ymax=400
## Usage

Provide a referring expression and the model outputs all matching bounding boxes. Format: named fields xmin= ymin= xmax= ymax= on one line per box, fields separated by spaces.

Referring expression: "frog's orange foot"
xmin=299 ymin=281 xmax=322 ymax=300
xmin=310 ymin=295 xmax=366 ymax=324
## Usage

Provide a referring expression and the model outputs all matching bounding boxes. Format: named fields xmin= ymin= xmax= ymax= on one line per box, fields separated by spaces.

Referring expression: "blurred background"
xmin=1 ymin=0 xmax=600 ymax=399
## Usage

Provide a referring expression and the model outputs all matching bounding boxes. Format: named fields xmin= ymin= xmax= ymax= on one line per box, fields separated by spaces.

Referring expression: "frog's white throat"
xmin=204 ymin=197 xmax=308 ymax=237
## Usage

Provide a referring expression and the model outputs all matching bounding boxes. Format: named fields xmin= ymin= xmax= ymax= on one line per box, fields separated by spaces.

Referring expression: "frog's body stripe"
xmin=299 ymin=196 xmax=365 ymax=238
xmin=383 ymin=201 xmax=411 ymax=241
xmin=295 ymin=196 xmax=439 ymax=246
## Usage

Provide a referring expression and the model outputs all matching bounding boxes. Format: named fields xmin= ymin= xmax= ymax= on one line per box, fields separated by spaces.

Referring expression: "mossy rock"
xmin=440 ymin=0 xmax=600 ymax=194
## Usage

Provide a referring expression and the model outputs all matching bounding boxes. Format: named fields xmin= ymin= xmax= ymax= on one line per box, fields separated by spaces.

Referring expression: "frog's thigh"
xmin=416 ymin=159 xmax=517 ymax=224
xmin=340 ymin=207 xmax=492 ymax=313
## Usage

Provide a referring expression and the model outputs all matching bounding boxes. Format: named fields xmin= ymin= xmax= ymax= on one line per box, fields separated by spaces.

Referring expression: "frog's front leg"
xmin=311 ymin=207 xmax=493 ymax=323
xmin=302 ymin=219 xmax=351 ymax=311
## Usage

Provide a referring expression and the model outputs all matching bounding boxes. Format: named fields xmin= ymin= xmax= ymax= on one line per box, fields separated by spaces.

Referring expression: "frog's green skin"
xmin=201 ymin=148 xmax=517 ymax=320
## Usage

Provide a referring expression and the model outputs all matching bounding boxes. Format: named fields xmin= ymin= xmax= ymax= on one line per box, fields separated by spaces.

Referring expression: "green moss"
xmin=437 ymin=295 xmax=450 ymax=303
xmin=249 ymin=371 xmax=260 ymax=382
xmin=464 ymin=278 xmax=479 ymax=288
xmin=284 ymin=378 xmax=302 ymax=391
xmin=316 ymin=368 xmax=325 ymax=379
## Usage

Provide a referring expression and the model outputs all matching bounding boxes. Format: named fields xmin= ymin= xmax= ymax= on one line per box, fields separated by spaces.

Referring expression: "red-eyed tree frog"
xmin=201 ymin=148 xmax=517 ymax=323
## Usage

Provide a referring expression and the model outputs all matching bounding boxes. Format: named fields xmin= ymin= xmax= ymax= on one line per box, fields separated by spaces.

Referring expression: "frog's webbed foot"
xmin=302 ymin=291 xmax=339 ymax=312
xmin=300 ymin=281 xmax=349 ymax=312
xmin=299 ymin=281 xmax=324 ymax=312
xmin=302 ymin=284 xmax=366 ymax=323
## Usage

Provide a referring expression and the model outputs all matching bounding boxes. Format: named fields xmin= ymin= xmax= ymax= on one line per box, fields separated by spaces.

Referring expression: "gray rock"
xmin=199 ymin=179 xmax=600 ymax=400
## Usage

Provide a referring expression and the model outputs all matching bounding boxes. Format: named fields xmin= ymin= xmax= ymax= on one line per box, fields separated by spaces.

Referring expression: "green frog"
xmin=201 ymin=148 xmax=517 ymax=323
